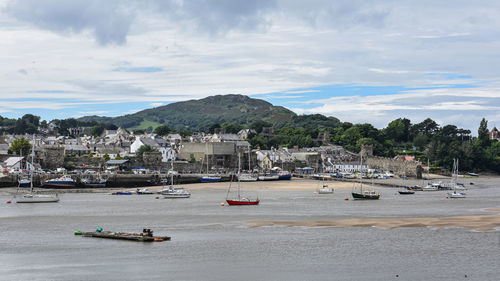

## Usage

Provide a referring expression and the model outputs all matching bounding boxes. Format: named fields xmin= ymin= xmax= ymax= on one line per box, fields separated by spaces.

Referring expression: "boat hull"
xmin=226 ymin=199 xmax=260 ymax=205
xmin=82 ymin=231 xmax=170 ymax=242
xmin=16 ymin=195 xmax=59 ymax=203
xmin=398 ymin=191 xmax=415 ymax=195
xmin=164 ymin=194 xmax=191 ymax=199
xmin=40 ymin=181 xmax=76 ymax=188
xmin=278 ymin=174 xmax=291 ymax=180
xmin=318 ymin=188 xmax=334 ymax=194
xmin=200 ymin=177 xmax=221 ymax=182
xmin=352 ymin=192 xmax=380 ymax=200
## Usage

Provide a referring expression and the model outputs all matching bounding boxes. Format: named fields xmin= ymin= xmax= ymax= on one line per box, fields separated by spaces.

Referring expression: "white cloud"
xmin=0 ymin=0 xmax=499 ymax=131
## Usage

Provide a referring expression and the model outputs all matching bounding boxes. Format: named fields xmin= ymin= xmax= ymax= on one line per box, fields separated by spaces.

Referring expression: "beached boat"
xmin=15 ymin=136 xmax=59 ymax=203
xmin=41 ymin=175 xmax=76 ymax=188
xmin=239 ymin=173 xmax=258 ymax=182
xmin=226 ymin=153 xmax=259 ymax=206
xmin=352 ymin=155 xmax=380 ymax=200
xmin=422 ymin=182 xmax=439 ymax=191
xmin=278 ymin=170 xmax=292 ymax=180
xmin=18 ymin=176 xmax=31 ymax=188
xmin=81 ymin=177 xmax=107 ymax=187
xmin=78 ymin=228 xmax=170 ymax=242
xmin=111 ymin=191 xmax=133 ymax=195
xmin=136 ymin=187 xmax=153 ymax=195
xmin=258 ymin=174 xmax=279 ymax=181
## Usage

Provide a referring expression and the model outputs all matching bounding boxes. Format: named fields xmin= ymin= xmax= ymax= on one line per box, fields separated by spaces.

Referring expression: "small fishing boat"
xmin=258 ymin=174 xmax=279 ymax=181
xmin=278 ymin=170 xmax=292 ymax=180
xmin=200 ymin=175 xmax=221 ymax=182
xmin=422 ymin=183 xmax=439 ymax=191
xmin=77 ymin=228 xmax=170 ymax=242
xmin=112 ymin=191 xmax=133 ymax=195
xmin=136 ymin=188 xmax=153 ymax=195
xmin=398 ymin=189 xmax=415 ymax=195
xmin=81 ymin=177 xmax=107 ymax=187
xmin=238 ymin=173 xmax=258 ymax=182
xmin=407 ymin=185 xmax=423 ymax=191
xmin=448 ymin=191 xmax=466 ymax=198
xmin=317 ymin=174 xmax=334 ymax=194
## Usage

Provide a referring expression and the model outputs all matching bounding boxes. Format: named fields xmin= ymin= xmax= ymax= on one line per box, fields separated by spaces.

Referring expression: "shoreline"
xmin=0 ymin=174 xmax=497 ymax=195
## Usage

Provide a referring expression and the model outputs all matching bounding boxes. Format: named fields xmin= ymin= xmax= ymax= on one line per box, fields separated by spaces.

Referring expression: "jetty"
xmin=77 ymin=229 xmax=170 ymax=242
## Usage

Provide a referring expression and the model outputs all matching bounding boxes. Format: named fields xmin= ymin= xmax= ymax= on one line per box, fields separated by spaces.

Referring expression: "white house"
xmin=130 ymin=137 xmax=161 ymax=154
xmin=3 ymin=156 xmax=34 ymax=171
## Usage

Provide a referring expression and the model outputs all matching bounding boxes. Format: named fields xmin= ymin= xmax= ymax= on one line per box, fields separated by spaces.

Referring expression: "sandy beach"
xmin=246 ymin=213 xmax=500 ymax=232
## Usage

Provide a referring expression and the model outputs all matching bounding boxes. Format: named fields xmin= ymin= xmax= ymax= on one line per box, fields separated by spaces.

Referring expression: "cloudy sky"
xmin=1 ymin=0 xmax=499 ymax=132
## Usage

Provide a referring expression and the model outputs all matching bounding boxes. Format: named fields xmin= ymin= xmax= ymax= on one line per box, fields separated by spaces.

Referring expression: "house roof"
xmin=4 ymin=157 xmax=24 ymax=167
xmin=139 ymin=137 xmax=160 ymax=147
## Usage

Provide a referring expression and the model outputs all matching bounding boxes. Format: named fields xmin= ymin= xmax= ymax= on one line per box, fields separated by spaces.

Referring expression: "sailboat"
xmin=448 ymin=159 xmax=466 ymax=198
xmin=239 ymin=146 xmax=258 ymax=182
xmin=226 ymin=153 xmax=259 ymax=205
xmin=317 ymin=163 xmax=333 ymax=194
xmin=163 ymin=160 xmax=190 ymax=199
xmin=200 ymin=142 xmax=221 ymax=182
xmin=351 ymin=154 xmax=380 ymax=200
xmin=15 ymin=135 xmax=59 ymax=203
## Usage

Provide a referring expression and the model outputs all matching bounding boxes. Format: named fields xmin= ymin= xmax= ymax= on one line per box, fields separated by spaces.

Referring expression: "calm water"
xmin=1 ymin=178 xmax=499 ymax=280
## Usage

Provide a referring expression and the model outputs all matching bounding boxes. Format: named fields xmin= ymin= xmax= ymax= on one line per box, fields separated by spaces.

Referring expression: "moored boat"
xmin=398 ymin=189 xmax=415 ymax=195
xmin=136 ymin=187 xmax=153 ymax=195
xmin=81 ymin=178 xmax=107 ymax=187
xmin=79 ymin=228 xmax=170 ymax=242
xmin=258 ymin=174 xmax=279 ymax=181
xmin=41 ymin=175 xmax=76 ymax=188
xmin=200 ymin=175 xmax=221 ymax=182
xmin=351 ymin=155 xmax=380 ymax=200
xmin=226 ymin=153 xmax=259 ymax=206
xmin=18 ymin=177 xmax=31 ymax=188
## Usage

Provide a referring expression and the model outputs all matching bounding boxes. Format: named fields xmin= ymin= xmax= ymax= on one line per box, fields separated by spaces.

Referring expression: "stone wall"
xmin=365 ymin=156 xmax=422 ymax=178
xmin=40 ymin=146 xmax=65 ymax=169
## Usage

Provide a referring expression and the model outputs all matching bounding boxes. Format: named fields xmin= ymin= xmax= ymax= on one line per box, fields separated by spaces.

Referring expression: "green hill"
xmin=78 ymin=94 xmax=340 ymax=131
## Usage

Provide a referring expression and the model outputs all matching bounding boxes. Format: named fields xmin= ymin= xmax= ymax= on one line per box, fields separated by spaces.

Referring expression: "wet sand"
xmin=246 ymin=213 xmax=500 ymax=232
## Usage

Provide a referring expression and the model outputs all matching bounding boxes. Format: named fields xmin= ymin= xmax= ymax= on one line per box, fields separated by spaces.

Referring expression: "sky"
xmin=1 ymin=0 xmax=499 ymax=132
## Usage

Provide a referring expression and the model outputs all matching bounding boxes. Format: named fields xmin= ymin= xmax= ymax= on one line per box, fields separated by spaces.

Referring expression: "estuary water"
xmin=0 ymin=178 xmax=499 ymax=281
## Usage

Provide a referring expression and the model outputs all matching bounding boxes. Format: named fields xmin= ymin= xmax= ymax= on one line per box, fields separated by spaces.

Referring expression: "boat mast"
xmin=359 ymin=154 xmax=363 ymax=193
xmin=171 ymin=159 xmax=174 ymax=187
xmin=30 ymin=134 xmax=34 ymax=193
xmin=237 ymin=152 xmax=241 ymax=200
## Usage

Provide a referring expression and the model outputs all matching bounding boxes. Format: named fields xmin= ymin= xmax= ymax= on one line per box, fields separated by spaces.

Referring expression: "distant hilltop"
xmin=78 ymin=94 xmax=340 ymax=131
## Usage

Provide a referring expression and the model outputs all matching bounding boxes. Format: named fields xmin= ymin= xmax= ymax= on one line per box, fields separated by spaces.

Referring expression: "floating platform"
xmin=79 ymin=231 xmax=171 ymax=242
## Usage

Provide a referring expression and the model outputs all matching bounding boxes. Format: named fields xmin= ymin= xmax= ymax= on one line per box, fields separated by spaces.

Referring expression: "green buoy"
xmin=74 ymin=230 xmax=82 ymax=235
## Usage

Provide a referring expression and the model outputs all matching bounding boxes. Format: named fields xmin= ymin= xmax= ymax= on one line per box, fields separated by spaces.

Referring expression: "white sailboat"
xmin=163 ymin=160 xmax=190 ymax=199
xmin=200 ymin=142 xmax=221 ymax=182
xmin=317 ymin=163 xmax=333 ymax=194
xmin=15 ymin=135 xmax=59 ymax=203
xmin=448 ymin=159 xmax=466 ymax=198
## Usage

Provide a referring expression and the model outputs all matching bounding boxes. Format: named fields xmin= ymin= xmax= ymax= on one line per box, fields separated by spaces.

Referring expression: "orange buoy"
xmin=6 ymin=200 xmax=12 ymax=204
xmin=155 ymin=196 xmax=159 ymax=199
xmin=154 ymin=238 xmax=163 ymax=242
xmin=344 ymin=197 xmax=349 ymax=201
xmin=220 ymin=202 xmax=225 ymax=206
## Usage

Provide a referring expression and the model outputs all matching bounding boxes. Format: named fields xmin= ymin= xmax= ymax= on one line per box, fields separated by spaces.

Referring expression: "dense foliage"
xmin=9 ymin=137 xmax=32 ymax=155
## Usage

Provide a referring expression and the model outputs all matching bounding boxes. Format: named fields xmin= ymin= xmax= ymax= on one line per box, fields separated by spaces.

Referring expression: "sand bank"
xmin=246 ymin=213 xmax=500 ymax=232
